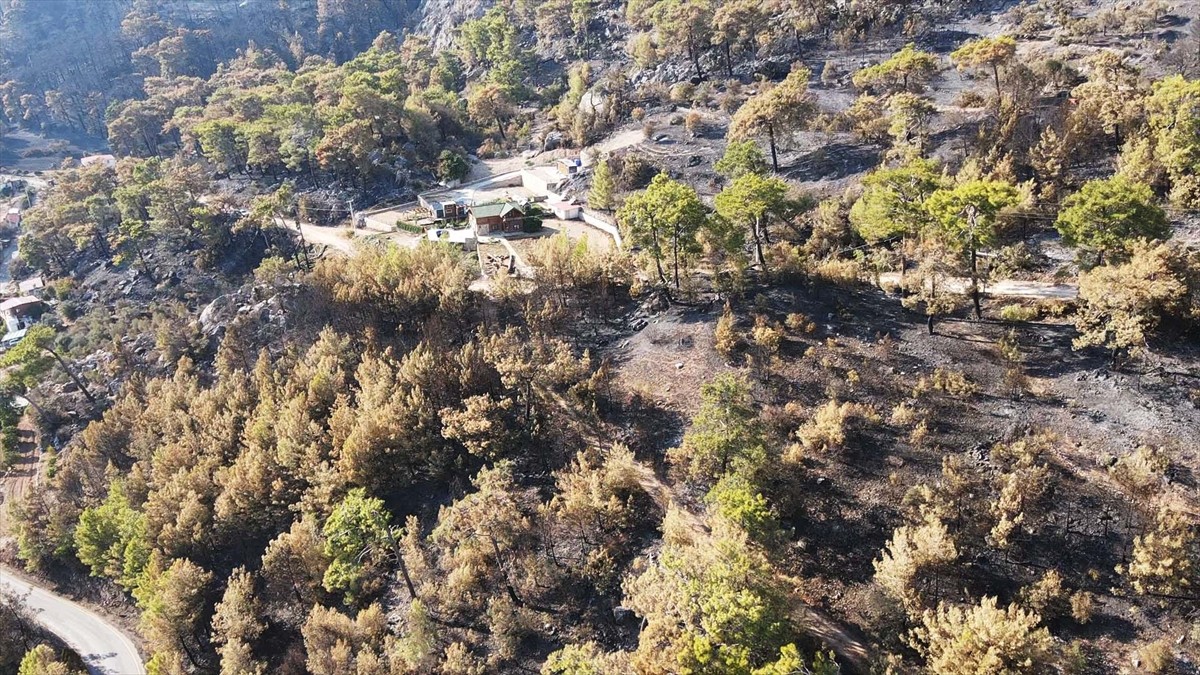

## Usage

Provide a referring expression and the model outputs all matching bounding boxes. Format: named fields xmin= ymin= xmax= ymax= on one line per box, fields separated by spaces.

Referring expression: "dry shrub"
xmin=997 ymin=330 xmax=1022 ymax=363
xmin=908 ymin=419 xmax=930 ymax=446
xmin=785 ymin=312 xmax=816 ymax=334
xmin=631 ymin=106 xmax=646 ymax=121
xmin=955 ymin=90 xmax=988 ymax=108
xmin=1069 ymin=591 xmax=1094 ymax=624
xmin=477 ymin=137 xmax=503 ymax=159
xmin=890 ymin=401 xmax=921 ymax=427
xmin=820 ymin=60 xmax=839 ymax=85
xmin=812 ymin=258 xmax=861 ymax=286
xmin=1125 ymin=499 xmax=1195 ymax=597
xmin=1002 ymin=367 xmax=1030 ymax=397
xmin=1019 ymin=570 xmax=1065 ymax=617
xmin=669 ymin=82 xmax=694 ymax=103
xmin=794 ymin=399 xmax=879 ymax=455
xmin=762 ymin=403 xmax=802 ymax=438
xmin=913 ymin=368 xmax=978 ymax=399
xmin=873 ymin=515 xmax=958 ymax=611
xmin=1110 ymin=445 xmax=1169 ymax=503
xmin=751 ymin=314 xmax=782 ymax=353
xmin=999 ymin=329 xmax=1029 ymax=396
xmin=714 ymin=302 xmax=739 ymax=360
xmin=765 ymin=242 xmax=808 ymax=281
xmin=642 ymin=121 xmax=657 ymax=139
xmin=750 ymin=314 xmax=784 ymax=380
xmin=999 ymin=303 xmax=1039 ymax=322
xmin=1135 ymin=640 xmax=1176 ymax=674
xmin=875 ymin=333 xmax=895 ymax=358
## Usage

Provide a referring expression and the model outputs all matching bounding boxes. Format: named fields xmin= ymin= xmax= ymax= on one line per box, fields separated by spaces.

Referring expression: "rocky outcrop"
xmin=412 ymin=0 xmax=493 ymax=48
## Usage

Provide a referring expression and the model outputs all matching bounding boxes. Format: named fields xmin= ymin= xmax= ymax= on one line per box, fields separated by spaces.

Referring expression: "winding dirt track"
xmin=0 ymin=416 xmax=39 ymax=533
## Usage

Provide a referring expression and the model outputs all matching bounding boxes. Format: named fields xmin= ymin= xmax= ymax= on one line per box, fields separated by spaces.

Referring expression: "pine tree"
xmin=911 ymin=597 xmax=1057 ymax=674
xmin=588 ymin=156 xmax=615 ymax=211
xmin=212 ymin=568 xmax=266 ymax=675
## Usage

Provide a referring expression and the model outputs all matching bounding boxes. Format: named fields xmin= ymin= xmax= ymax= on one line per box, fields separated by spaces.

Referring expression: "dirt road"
xmin=289 ymin=220 xmax=356 ymax=254
xmin=878 ymin=272 xmax=1078 ymax=299
xmin=0 ymin=173 xmax=50 ymax=191
xmin=0 ymin=416 xmax=39 ymax=533
xmin=285 ymin=219 xmax=420 ymax=256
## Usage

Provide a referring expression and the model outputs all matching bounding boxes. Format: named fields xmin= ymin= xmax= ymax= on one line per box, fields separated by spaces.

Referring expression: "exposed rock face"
xmin=412 ymin=0 xmax=494 ymax=48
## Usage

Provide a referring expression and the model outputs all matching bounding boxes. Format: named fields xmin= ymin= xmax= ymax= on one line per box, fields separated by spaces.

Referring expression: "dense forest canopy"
xmin=0 ymin=0 xmax=1199 ymax=674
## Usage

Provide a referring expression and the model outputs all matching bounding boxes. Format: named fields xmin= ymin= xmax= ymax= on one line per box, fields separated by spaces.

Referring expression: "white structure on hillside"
xmin=425 ymin=227 xmax=478 ymax=251
xmin=80 ymin=154 xmax=118 ymax=169
xmin=521 ymin=166 xmax=568 ymax=198
xmin=0 ymin=296 xmax=45 ymax=334
xmin=547 ymin=200 xmax=581 ymax=220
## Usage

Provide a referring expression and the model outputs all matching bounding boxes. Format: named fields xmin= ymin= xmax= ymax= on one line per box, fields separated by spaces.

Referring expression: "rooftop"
xmin=18 ymin=277 xmax=44 ymax=293
xmin=0 ymin=296 xmax=43 ymax=312
xmin=471 ymin=201 xmax=525 ymax=218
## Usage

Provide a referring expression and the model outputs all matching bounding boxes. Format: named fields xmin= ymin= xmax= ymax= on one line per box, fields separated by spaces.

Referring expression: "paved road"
xmin=0 ymin=568 xmax=144 ymax=675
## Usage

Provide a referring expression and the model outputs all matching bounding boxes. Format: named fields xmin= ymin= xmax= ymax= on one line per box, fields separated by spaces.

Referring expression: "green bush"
xmin=395 ymin=218 xmax=425 ymax=234
xmin=0 ymin=426 xmax=17 ymax=468
xmin=999 ymin=304 xmax=1039 ymax=322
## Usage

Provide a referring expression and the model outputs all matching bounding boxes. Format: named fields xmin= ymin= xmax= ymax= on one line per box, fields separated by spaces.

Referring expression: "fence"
xmin=580 ymin=208 xmax=623 ymax=250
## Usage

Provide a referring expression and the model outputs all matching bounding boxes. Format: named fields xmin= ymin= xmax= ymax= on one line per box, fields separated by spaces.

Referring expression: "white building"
xmin=0 ymin=296 xmax=45 ymax=334
xmin=547 ymin=200 xmax=581 ymax=220
xmin=521 ymin=166 xmax=568 ymax=198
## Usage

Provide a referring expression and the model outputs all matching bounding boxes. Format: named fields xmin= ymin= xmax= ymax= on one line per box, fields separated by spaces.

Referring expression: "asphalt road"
xmin=0 ymin=567 xmax=144 ymax=675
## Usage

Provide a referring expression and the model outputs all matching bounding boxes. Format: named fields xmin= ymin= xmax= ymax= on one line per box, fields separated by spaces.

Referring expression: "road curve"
xmin=0 ymin=567 xmax=144 ymax=675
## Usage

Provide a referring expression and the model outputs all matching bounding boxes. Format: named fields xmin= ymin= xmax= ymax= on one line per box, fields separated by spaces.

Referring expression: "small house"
xmin=557 ymin=157 xmax=582 ymax=176
xmin=547 ymin=200 xmax=581 ymax=220
xmin=0 ymin=296 xmax=45 ymax=334
xmin=470 ymin=201 xmax=528 ymax=235
xmin=419 ymin=194 xmax=468 ymax=221
xmin=4 ymin=208 xmax=19 ymax=227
